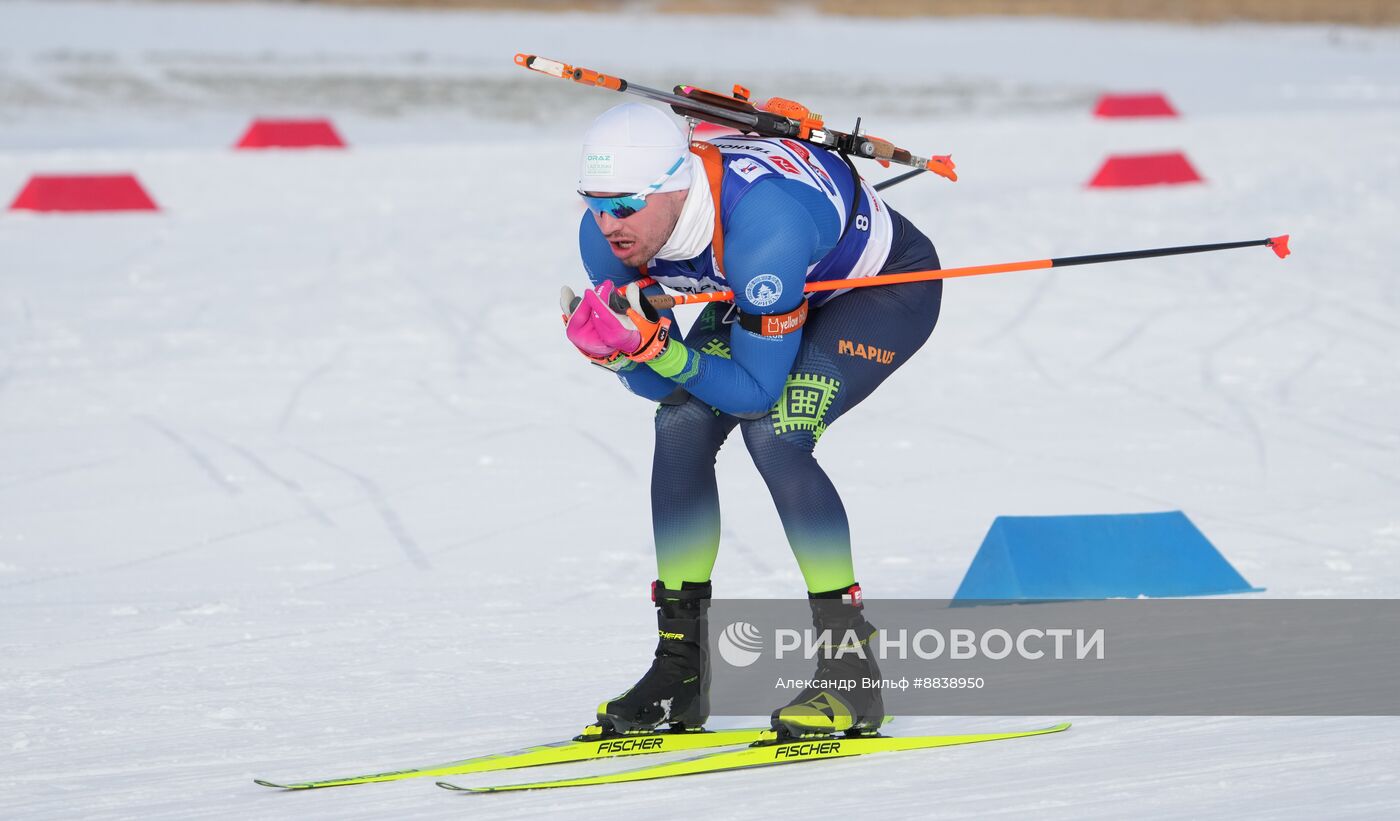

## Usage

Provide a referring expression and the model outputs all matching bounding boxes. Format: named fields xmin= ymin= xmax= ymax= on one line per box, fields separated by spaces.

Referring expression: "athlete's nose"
xmin=596 ymin=212 xmax=624 ymax=234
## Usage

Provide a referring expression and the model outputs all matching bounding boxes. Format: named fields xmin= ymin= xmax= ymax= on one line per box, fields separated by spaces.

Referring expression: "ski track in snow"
xmin=291 ymin=446 xmax=433 ymax=571
xmin=1087 ymin=300 xmax=1187 ymax=367
xmin=137 ymin=413 xmax=243 ymax=496
xmin=210 ymin=433 xmax=339 ymax=528
xmin=1197 ymin=311 xmax=1270 ymax=476
xmin=276 ymin=345 xmax=347 ymax=434
xmin=0 ymin=454 xmax=122 ymax=491
xmin=2 ymin=2 xmax=1400 ymax=819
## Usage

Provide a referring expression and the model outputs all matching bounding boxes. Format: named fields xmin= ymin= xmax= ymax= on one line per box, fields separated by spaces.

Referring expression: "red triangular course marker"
xmin=235 ymin=118 xmax=346 ymax=149
xmin=1268 ymin=234 xmax=1291 ymax=259
xmin=1088 ymin=152 xmax=1203 ymax=188
xmin=9 ymin=174 xmax=159 ymax=212
xmin=1093 ymin=93 xmax=1179 ymax=118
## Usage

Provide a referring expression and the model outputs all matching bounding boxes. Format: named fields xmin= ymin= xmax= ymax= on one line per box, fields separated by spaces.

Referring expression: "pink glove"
xmin=561 ymin=280 xmax=642 ymax=358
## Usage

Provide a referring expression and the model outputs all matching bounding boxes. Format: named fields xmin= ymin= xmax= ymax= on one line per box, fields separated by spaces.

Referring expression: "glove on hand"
xmin=614 ymin=282 xmax=672 ymax=363
xmin=560 ymin=280 xmax=671 ymax=364
xmin=562 ymin=280 xmax=639 ymax=355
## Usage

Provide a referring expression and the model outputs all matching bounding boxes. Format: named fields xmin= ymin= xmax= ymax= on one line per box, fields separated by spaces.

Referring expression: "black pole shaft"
xmin=1050 ymin=238 xmax=1272 ymax=268
xmin=873 ymin=168 xmax=925 ymax=192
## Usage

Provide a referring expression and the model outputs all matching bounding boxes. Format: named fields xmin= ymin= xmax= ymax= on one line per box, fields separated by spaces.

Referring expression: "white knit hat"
xmin=579 ymin=103 xmax=691 ymax=194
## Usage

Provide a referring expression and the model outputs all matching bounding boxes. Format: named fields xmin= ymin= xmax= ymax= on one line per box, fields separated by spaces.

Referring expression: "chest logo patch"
xmin=729 ymin=158 xmax=770 ymax=183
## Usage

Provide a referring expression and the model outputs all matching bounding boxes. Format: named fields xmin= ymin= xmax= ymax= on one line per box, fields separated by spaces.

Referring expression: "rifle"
xmin=514 ymin=53 xmax=957 ymax=183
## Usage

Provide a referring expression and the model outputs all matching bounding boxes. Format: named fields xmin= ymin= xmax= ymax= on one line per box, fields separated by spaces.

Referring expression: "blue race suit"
xmin=578 ymin=136 xmax=942 ymax=593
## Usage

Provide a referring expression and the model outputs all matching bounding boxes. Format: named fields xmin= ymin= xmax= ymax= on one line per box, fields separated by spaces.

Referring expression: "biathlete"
xmin=560 ymin=102 xmax=943 ymax=738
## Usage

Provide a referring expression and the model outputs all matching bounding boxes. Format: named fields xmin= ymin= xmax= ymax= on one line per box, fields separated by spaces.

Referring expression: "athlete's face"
xmin=587 ymin=189 xmax=687 ymax=268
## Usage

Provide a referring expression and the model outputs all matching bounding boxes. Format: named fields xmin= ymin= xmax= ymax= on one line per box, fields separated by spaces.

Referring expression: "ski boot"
xmin=771 ymin=583 xmax=886 ymax=739
xmin=595 ymin=580 xmax=712 ymax=735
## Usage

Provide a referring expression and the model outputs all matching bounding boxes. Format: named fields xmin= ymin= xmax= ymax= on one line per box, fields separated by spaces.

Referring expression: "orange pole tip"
xmin=1268 ymin=234 xmax=1291 ymax=259
xmin=928 ymin=155 xmax=957 ymax=182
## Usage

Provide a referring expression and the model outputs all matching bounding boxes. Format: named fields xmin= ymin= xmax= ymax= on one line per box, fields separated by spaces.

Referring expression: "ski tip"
xmin=253 ymin=779 xmax=292 ymax=789
xmin=436 ymin=781 xmax=478 ymax=792
xmin=1268 ymin=234 xmax=1291 ymax=259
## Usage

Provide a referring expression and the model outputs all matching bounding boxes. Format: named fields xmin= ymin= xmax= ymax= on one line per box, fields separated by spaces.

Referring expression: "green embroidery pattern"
xmin=700 ymin=339 xmax=731 ymax=359
xmin=772 ymin=374 xmax=840 ymax=443
xmin=674 ymin=348 xmax=701 ymax=384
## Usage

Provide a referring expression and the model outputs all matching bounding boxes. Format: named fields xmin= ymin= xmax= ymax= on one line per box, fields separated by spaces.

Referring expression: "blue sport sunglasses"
xmin=579 ymin=155 xmax=686 ymax=219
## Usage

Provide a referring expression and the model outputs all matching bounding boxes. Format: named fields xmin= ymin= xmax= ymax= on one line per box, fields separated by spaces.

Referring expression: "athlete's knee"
xmin=743 ymin=370 xmax=844 ymax=459
xmin=654 ymin=396 xmax=732 ymax=455
xmin=740 ymin=413 xmax=817 ymax=483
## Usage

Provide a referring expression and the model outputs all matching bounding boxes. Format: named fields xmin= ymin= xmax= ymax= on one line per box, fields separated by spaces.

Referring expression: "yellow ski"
xmin=254 ymin=725 xmax=772 ymax=790
xmin=437 ymin=722 xmax=1070 ymax=792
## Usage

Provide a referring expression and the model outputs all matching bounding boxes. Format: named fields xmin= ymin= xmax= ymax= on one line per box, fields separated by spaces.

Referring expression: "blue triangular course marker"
xmin=953 ymin=511 xmax=1263 ymax=601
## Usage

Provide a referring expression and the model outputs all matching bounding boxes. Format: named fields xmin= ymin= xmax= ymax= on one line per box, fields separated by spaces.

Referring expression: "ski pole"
xmin=630 ymin=235 xmax=1290 ymax=310
xmin=873 ymin=168 xmax=926 ymax=192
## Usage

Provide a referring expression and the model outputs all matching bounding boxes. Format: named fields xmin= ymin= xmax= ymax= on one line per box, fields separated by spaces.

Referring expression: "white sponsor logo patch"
xmin=745 ymin=273 xmax=783 ymax=308
xmin=583 ymin=152 xmax=615 ymax=177
xmin=729 ymin=158 xmax=770 ymax=183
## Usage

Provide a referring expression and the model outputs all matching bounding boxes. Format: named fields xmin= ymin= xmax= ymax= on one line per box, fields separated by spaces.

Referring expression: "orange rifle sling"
xmin=689 ymin=141 xmax=727 ymax=275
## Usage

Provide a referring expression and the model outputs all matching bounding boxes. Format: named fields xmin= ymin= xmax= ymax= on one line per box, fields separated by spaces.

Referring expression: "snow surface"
xmin=2 ymin=1 xmax=1400 ymax=818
